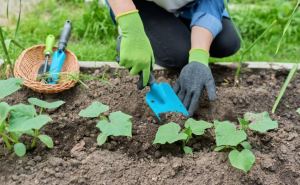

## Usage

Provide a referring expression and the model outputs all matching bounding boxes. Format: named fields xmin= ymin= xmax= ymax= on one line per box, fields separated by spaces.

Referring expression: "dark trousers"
xmin=132 ymin=0 xmax=241 ymax=69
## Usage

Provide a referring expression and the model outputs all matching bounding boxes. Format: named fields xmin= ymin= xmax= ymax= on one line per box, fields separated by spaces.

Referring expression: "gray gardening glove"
xmin=173 ymin=62 xmax=217 ymax=116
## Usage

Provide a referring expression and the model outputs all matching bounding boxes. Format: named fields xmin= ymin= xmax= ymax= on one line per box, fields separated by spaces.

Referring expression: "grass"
xmin=0 ymin=0 xmax=299 ymax=63
xmin=0 ymin=0 xmax=117 ymax=62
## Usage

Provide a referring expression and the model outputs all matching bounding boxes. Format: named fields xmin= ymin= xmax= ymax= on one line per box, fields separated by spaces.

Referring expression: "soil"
xmin=0 ymin=65 xmax=299 ymax=185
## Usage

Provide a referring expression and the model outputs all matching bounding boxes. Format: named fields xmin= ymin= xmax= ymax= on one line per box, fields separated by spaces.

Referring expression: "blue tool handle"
xmin=48 ymin=51 xmax=66 ymax=84
xmin=58 ymin=20 xmax=72 ymax=51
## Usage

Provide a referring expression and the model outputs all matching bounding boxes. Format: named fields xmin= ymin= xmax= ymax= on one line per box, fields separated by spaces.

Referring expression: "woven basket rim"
xmin=14 ymin=44 xmax=80 ymax=94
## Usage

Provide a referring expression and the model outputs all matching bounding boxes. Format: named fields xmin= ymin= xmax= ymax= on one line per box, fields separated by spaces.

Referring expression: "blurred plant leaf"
xmin=79 ymin=101 xmax=109 ymax=118
xmin=185 ymin=118 xmax=213 ymax=136
xmin=28 ymin=98 xmax=65 ymax=109
xmin=229 ymin=149 xmax=255 ymax=173
xmin=214 ymin=121 xmax=247 ymax=147
xmin=0 ymin=78 xmax=23 ymax=99
xmin=14 ymin=143 xmax=26 ymax=157
xmin=96 ymin=111 xmax=132 ymax=145
xmin=9 ymin=115 xmax=52 ymax=132
xmin=183 ymin=146 xmax=193 ymax=154
xmin=38 ymin=135 xmax=54 ymax=148
xmin=153 ymin=122 xmax=188 ymax=144
xmin=244 ymin=112 xmax=278 ymax=133
xmin=0 ymin=102 xmax=10 ymax=123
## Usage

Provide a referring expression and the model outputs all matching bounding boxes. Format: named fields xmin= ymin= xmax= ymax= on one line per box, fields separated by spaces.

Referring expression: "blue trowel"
xmin=137 ymin=73 xmax=189 ymax=120
xmin=48 ymin=20 xmax=72 ymax=84
xmin=116 ymin=36 xmax=189 ymax=120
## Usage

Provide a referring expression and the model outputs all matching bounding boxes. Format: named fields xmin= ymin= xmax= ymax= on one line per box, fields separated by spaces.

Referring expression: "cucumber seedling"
xmin=214 ymin=112 xmax=278 ymax=173
xmin=79 ymin=101 xmax=133 ymax=145
xmin=0 ymin=97 xmax=64 ymax=157
xmin=153 ymin=119 xmax=213 ymax=154
xmin=27 ymin=98 xmax=65 ymax=148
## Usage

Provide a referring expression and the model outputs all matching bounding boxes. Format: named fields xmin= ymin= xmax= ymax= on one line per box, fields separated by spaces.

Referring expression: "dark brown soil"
xmin=0 ymin=65 xmax=299 ymax=185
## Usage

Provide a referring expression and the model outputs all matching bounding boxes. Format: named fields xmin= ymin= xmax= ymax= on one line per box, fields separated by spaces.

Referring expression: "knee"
xmin=154 ymin=41 xmax=189 ymax=69
xmin=223 ymin=35 xmax=241 ymax=57
xmin=210 ymin=35 xmax=241 ymax=58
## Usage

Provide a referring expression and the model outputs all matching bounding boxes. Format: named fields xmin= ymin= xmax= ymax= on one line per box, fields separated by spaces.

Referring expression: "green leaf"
xmin=153 ymin=122 xmax=188 ymax=144
xmin=238 ymin=118 xmax=249 ymax=130
xmin=9 ymin=115 xmax=52 ymax=132
xmin=9 ymin=104 xmax=37 ymax=126
xmin=14 ymin=143 xmax=26 ymax=157
xmin=297 ymin=108 xmax=300 ymax=115
xmin=79 ymin=101 xmax=109 ymax=118
xmin=184 ymin=119 xmax=213 ymax=136
xmin=96 ymin=111 xmax=132 ymax=141
xmin=214 ymin=146 xmax=226 ymax=152
xmin=214 ymin=121 xmax=247 ymax=147
xmin=0 ymin=102 xmax=10 ymax=123
xmin=183 ymin=146 xmax=193 ymax=154
xmin=240 ymin=141 xmax=252 ymax=150
xmin=28 ymin=98 xmax=65 ymax=109
xmin=38 ymin=135 xmax=54 ymax=148
xmin=97 ymin=133 xmax=108 ymax=145
xmin=229 ymin=149 xmax=255 ymax=173
xmin=244 ymin=112 xmax=278 ymax=133
xmin=0 ymin=78 xmax=23 ymax=99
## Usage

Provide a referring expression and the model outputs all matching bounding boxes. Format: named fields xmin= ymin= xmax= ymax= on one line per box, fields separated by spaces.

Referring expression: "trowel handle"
xmin=58 ymin=20 xmax=72 ymax=51
xmin=137 ymin=72 xmax=155 ymax=90
xmin=44 ymin=35 xmax=55 ymax=56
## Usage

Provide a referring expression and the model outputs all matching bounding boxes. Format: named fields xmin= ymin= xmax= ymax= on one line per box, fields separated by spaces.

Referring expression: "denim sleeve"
xmin=191 ymin=0 xmax=225 ymax=38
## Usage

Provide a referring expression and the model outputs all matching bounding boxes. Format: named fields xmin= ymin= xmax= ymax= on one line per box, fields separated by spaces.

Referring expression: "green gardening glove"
xmin=116 ymin=10 xmax=154 ymax=87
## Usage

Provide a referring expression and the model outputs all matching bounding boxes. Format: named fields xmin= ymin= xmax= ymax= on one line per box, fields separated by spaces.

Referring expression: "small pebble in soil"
xmin=33 ymin=156 xmax=42 ymax=162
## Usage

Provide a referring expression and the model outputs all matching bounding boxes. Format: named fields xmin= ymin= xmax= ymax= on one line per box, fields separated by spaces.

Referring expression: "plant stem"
xmin=234 ymin=20 xmax=277 ymax=85
xmin=275 ymin=0 xmax=300 ymax=54
xmin=272 ymin=64 xmax=298 ymax=113
xmin=0 ymin=27 xmax=12 ymax=66
xmin=14 ymin=0 xmax=22 ymax=38
xmin=39 ymin=108 xmax=44 ymax=115
xmin=31 ymin=129 xmax=39 ymax=148
xmin=0 ymin=132 xmax=15 ymax=150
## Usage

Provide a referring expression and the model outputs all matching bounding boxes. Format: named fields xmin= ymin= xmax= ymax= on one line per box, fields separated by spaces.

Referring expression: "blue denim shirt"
xmin=106 ymin=0 xmax=229 ymax=38
xmin=179 ymin=0 xmax=229 ymax=38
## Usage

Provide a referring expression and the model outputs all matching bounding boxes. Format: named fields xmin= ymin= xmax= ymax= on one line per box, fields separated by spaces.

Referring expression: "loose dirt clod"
xmin=0 ymin=65 xmax=299 ymax=185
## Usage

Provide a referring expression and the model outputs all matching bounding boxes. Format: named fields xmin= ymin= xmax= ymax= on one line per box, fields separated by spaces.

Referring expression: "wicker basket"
xmin=14 ymin=45 xmax=80 ymax=94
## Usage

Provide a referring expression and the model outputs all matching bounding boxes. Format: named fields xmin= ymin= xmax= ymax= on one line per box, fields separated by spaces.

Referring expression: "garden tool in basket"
xmin=48 ymin=20 xmax=72 ymax=84
xmin=38 ymin=35 xmax=55 ymax=75
xmin=116 ymin=36 xmax=189 ymax=120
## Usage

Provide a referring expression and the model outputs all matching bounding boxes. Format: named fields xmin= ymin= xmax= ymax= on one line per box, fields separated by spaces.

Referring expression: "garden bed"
xmin=0 ymin=65 xmax=299 ymax=185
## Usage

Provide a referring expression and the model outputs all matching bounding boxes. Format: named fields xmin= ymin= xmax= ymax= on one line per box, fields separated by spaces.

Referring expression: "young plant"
xmin=79 ymin=101 xmax=133 ymax=145
xmin=297 ymin=108 xmax=300 ymax=115
xmin=214 ymin=120 xmax=254 ymax=173
xmin=153 ymin=119 xmax=213 ymax=154
xmin=0 ymin=102 xmax=52 ymax=157
xmin=215 ymin=112 xmax=278 ymax=173
xmin=27 ymin=98 xmax=65 ymax=148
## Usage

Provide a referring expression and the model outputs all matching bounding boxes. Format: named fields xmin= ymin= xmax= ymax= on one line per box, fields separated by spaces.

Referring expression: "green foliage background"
xmin=0 ymin=0 xmax=299 ymax=62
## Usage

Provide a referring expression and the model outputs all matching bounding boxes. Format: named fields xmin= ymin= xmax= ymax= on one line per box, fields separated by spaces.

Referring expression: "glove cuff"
xmin=116 ymin=10 xmax=139 ymax=20
xmin=116 ymin=10 xmax=144 ymax=34
xmin=189 ymin=49 xmax=209 ymax=66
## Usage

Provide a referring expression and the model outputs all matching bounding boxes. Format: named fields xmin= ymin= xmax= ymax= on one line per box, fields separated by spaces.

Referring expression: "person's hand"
xmin=173 ymin=49 xmax=217 ymax=116
xmin=117 ymin=10 xmax=154 ymax=86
